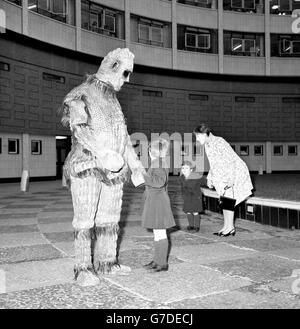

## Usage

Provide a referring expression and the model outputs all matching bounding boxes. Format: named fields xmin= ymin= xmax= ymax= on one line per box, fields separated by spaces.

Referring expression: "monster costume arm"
xmin=68 ymin=98 xmax=124 ymax=173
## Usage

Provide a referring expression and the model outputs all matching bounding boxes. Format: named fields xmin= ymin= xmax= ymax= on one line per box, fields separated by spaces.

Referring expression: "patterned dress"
xmin=204 ymin=133 xmax=253 ymax=205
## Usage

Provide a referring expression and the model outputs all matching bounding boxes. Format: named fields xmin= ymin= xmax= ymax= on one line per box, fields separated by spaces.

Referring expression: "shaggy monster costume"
xmin=61 ymin=48 xmax=144 ymax=286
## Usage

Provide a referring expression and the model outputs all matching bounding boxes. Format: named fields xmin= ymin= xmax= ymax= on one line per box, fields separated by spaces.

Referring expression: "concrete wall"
xmin=0 ymin=133 xmax=56 ymax=178
xmin=1 ymin=33 xmax=300 ymax=143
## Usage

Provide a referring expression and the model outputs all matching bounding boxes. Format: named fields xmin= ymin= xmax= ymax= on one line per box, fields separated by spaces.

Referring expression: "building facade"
xmin=0 ymin=0 xmax=300 ymax=181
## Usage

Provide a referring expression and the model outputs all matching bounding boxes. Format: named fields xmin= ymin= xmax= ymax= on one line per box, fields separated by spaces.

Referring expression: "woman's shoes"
xmin=220 ymin=229 xmax=236 ymax=237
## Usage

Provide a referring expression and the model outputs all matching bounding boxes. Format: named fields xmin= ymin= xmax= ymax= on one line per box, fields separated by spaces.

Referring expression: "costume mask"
xmin=96 ymin=48 xmax=134 ymax=91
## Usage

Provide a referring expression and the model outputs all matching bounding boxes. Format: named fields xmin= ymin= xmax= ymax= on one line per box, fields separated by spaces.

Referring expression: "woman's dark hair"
xmin=193 ymin=123 xmax=210 ymax=136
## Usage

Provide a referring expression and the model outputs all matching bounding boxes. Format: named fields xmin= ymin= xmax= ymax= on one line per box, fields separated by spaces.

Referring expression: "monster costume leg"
xmin=71 ymin=175 xmax=101 ymax=286
xmin=94 ymin=182 xmax=130 ymax=275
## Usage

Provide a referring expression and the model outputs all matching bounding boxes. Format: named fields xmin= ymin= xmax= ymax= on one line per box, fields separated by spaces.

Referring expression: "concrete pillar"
xmin=217 ymin=0 xmax=224 ymax=74
xmin=22 ymin=0 xmax=28 ymax=35
xmin=75 ymin=0 xmax=81 ymax=51
xmin=264 ymin=0 xmax=271 ymax=75
xmin=266 ymin=141 xmax=272 ymax=173
xmin=171 ymin=0 xmax=177 ymax=70
xmin=21 ymin=133 xmax=30 ymax=192
xmin=124 ymin=0 xmax=130 ymax=48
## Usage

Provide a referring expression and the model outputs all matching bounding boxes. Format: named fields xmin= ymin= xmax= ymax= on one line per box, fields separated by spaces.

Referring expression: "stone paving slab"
xmin=53 ymin=242 xmax=74 ymax=257
xmin=0 ymin=224 xmax=39 ymax=234
xmin=0 ymin=280 xmax=158 ymax=309
xmin=38 ymin=216 xmax=72 ymax=224
xmin=43 ymin=231 xmax=74 ymax=243
xmin=106 ymin=262 xmax=252 ymax=304
xmin=264 ymin=248 xmax=300 ymax=261
xmin=43 ymin=207 xmax=73 ymax=212
xmin=169 ymin=283 xmax=300 ymax=309
xmin=38 ymin=222 xmax=73 ymax=233
xmin=0 ymin=218 xmax=38 ymax=227
xmin=38 ymin=211 xmax=73 ymax=219
xmin=0 ymin=244 xmax=64 ymax=265
xmin=267 ymin=277 xmax=300 ymax=296
xmin=226 ymin=237 xmax=300 ymax=252
xmin=0 ymin=208 xmax=44 ymax=214
xmin=0 ymin=232 xmax=48 ymax=248
xmin=208 ymin=254 xmax=299 ymax=283
xmin=0 ymin=213 xmax=38 ymax=219
xmin=0 ymin=258 xmax=74 ymax=293
xmin=171 ymin=242 xmax=259 ymax=264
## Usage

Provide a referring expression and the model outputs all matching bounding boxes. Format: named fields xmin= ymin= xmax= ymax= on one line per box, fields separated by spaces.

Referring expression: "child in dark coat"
xmin=141 ymin=138 xmax=175 ymax=272
xmin=180 ymin=161 xmax=207 ymax=232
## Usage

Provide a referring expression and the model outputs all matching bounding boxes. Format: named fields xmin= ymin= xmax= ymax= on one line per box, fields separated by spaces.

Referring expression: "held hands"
xmin=131 ymin=168 xmax=146 ymax=187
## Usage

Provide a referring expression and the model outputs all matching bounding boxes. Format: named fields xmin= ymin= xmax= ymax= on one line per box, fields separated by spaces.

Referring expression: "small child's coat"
xmin=180 ymin=172 xmax=207 ymax=213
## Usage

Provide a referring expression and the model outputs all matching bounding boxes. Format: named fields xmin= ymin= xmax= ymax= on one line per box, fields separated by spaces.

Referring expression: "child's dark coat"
xmin=141 ymin=159 xmax=175 ymax=229
xmin=180 ymin=172 xmax=207 ymax=213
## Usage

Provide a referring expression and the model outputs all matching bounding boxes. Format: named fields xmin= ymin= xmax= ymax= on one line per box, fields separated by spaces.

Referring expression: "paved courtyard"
xmin=0 ymin=178 xmax=300 ymax=309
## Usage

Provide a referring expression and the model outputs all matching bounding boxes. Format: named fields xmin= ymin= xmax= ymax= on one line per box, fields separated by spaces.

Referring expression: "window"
xmin=254 ymin=145 xmax=263 ymax=156
xmin=232 ymin=38 xmax=256 ymax=55
xmin=288 ymin=145 xmax=297 ymax=156
xmin=138 ymin=21 xmax=163 ymax=46
xmin=31 ymin=140 xmax=42 ymax=155
xmin=280 ymin=39 xmax=300 ymax=55
xmin=7 ymin=0 xmax=22 ymax=5
xmin=273 ymin=145 xmax=283 ymax=156
xmin=282 ymin=97 xmax=300 ymax=103
xmin=223 ymin=0 xmax=261 ymax=12
xmin=8 ymin=139 xmax=19 ymax=154
xmin=0 ymin=62 xmax=10 ymax=71
xmin=240 ymin=145 xmax=249 ymax=156
xmin=270 ymin=0 xmax=300 ymax=15
xmin=189 ymin=94 xmax=209 ymax=101
xmin=177 ymin=0 xmax=212 ymax=8
xmin=28 ymin=0 xmax=67 ymax=23
xmin=235 ymin=96 xmax=255 ymax=102
xmin=43 ymin=73 xmax=65 ymax=84
xmin=142 ymin=90 xmax=163 ymax=97
xmin=185 ymin=33 xmax=211 ymax=50
xmin=231 ymin=0 xmax=255 ymax=9
xmin=231 ymin=145 xmax=236 ymax=151
xmin=81 ymin=1 xmax=119 ymax=37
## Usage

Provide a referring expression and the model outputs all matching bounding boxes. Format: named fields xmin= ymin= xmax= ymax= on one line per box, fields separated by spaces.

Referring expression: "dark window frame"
xmin=142 ymin=89 xmax=163 ymax=97
xmin=31 ymin=140 xmax=42 ymax=155
xmin=288 ymin=145 xmax=297 ymax=156
xmin=273 ymin=145 xmax=283 ymax=156
xmin=42 ymin=72 xmax=65 ymax=84
xmin=0 ymin=62 xmax=10 ymax=71
xmin=189 ymin=94 xmax=209 ymax=101
xmin=240 ymin=145 xmax=249 ymax=156
xmin=235 ymin=96 xmax=255 ymax=102
xmin=8 ymin=139 xmax=20 ymax=155
xmin=254 ymin=145 xmax=264 ymax=156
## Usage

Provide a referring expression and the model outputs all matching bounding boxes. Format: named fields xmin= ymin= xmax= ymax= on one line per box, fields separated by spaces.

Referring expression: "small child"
xmin=180 ymin=161 xmax=207 ymax=232
xmin=141 ymin=138 xmax=175 ymax=272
